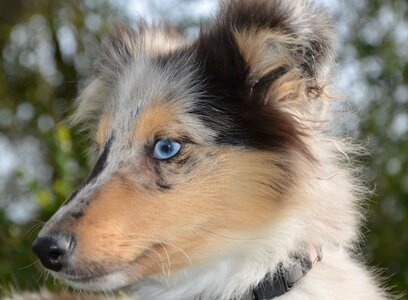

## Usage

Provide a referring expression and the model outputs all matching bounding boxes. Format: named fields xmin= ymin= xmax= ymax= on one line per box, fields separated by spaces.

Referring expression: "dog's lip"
xmin=62 ymin=273 xmax=99 ymax=283
xmin=56 ymin=266 xmax=130 ymax=289
xmin=56 ymin=269 xmax=130 ymax=292
xmin=58 ymin=242 xmax=162 ymax=284
xmin=57 ymin=262 xmax=131 ymax=285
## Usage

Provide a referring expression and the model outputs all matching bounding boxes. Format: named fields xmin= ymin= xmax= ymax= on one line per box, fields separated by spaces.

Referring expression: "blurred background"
xmin=0 ymin=0 xmax=407 ymax=296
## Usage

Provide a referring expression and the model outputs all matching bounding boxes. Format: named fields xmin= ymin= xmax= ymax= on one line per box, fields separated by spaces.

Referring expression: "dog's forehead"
xmin=106 ymin=55 xmax=199 ymax=131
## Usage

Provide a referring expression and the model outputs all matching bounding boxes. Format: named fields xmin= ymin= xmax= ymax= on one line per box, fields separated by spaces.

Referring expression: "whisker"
xmin=154 ymin=238 xmax=171 ymax=278
xmin=197 ymin=226 xmax=266 ymax=241
xmin=115 ymin=236 xmax=193 ymax=267
xmin=26 ymin=222 xmax=44 ymax=238
xmin=17 ymin=259 xmax=39 ymax=271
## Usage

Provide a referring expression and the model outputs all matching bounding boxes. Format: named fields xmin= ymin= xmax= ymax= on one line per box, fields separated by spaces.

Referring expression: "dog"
xmin=30 ymin=0 xmax=389 ymax=299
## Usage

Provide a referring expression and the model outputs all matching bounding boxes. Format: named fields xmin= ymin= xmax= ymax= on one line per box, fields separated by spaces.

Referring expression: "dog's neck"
xmin=133 ymin=246 xmax=321 ymax=300
xmin=242 ymin=246 xmax=321 ymax=300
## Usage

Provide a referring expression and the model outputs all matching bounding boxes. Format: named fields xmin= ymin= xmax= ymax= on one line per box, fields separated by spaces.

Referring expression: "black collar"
xmin=245 ymin=247 xmax=322 ymax=300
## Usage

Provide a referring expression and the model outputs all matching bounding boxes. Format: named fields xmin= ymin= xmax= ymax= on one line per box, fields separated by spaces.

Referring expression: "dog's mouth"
xmin=57 ymin=269 xmax=131 ymax=291
xmin=53 ymin=242 xmax=164 ymax=291
xmin=62 ymin=273 xmax=109 ymax=283
xmin=53 ymin=257 xmax=141 ymax=292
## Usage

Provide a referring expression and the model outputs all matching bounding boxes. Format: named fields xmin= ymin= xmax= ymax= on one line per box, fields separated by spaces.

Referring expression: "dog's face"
xmin=32 ymin=0 xmax=334 ymax=291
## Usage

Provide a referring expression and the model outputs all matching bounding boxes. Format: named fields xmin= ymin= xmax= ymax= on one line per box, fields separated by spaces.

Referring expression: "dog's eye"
xmin=153 ymin=139 xmax=181 ymax=160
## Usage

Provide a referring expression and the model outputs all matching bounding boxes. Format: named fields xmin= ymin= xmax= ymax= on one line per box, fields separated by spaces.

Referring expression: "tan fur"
xmin=95 ymin=114 xmax=112 ymax=148
xmin=234 ymin=29 xmax=297 ymax=78
xmin=133 ymin=101 xmax=183 ymax=142
xmin=67 ymin=131 xmax=292 ymax=281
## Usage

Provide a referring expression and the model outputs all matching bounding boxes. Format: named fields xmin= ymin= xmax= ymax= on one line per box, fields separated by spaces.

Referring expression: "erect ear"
xmin=69 ymin=77 xmax=108 ymax=129
xmin=69 ymin=25 xmax=140 ymax=129
xmin=196 ymin=0 xmax=335 ymax=104
xmin=93 ymin=25 xmax=140 ymax=85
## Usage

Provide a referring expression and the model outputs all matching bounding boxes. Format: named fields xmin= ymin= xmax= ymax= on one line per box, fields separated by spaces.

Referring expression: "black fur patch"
xmin=154 ymin=41 xmax=309 ymax=159
xmin=63 ymin=138 xmax=112 ymax=206
xmin=85 ymin=137 xmax=112 ymax=185
xmin=192 ymin=27 xmax=309 ymax=156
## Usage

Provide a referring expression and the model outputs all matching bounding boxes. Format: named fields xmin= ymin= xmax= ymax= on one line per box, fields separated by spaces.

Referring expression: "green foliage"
xmin=0 ymin=0 xmax=407 ymax=296
xmin=0 ymin=210 xmax=37 ymax=292
xmin=340 ymin=0 xmax=408 ymax=292
xmin=0 ymin=0 xmax=123 ymax=292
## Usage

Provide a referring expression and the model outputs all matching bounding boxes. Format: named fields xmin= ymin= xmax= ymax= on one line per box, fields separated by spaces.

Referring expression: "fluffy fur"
xmin=29 ymin=0 xmax=390 ymax=299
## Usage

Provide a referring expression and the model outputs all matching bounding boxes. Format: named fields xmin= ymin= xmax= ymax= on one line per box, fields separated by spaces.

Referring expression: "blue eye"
xmin=153 ymin=139 xmax=182 ymax=160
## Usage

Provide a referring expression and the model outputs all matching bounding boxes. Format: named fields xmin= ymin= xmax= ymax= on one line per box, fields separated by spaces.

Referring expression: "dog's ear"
xmin=196 ymin=0 xmax=335 ymax=104
xmin=93 ymin=25 xmax=143 ymax=85
xmin=69 ymin=77 xmax=108 ymax=128
xmin=69 ymin=25 xmax=139 ymax=128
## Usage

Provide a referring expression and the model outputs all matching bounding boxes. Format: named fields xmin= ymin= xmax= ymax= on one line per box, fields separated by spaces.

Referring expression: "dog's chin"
xmin=53 ymin=270 xmax=131 ymax=292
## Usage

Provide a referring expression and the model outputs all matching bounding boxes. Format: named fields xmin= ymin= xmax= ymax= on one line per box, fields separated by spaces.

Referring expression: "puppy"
xmin=32 ymin=0 xmax=389 ymax=299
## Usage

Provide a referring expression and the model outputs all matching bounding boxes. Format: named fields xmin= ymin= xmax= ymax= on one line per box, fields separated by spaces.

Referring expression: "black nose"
xmin=32 ymin=235 xmax=72 ymax=272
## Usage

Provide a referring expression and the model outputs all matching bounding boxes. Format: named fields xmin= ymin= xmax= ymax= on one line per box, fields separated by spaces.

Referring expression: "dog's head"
xmin=33 ymin=0 xmax=335 ymax=291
